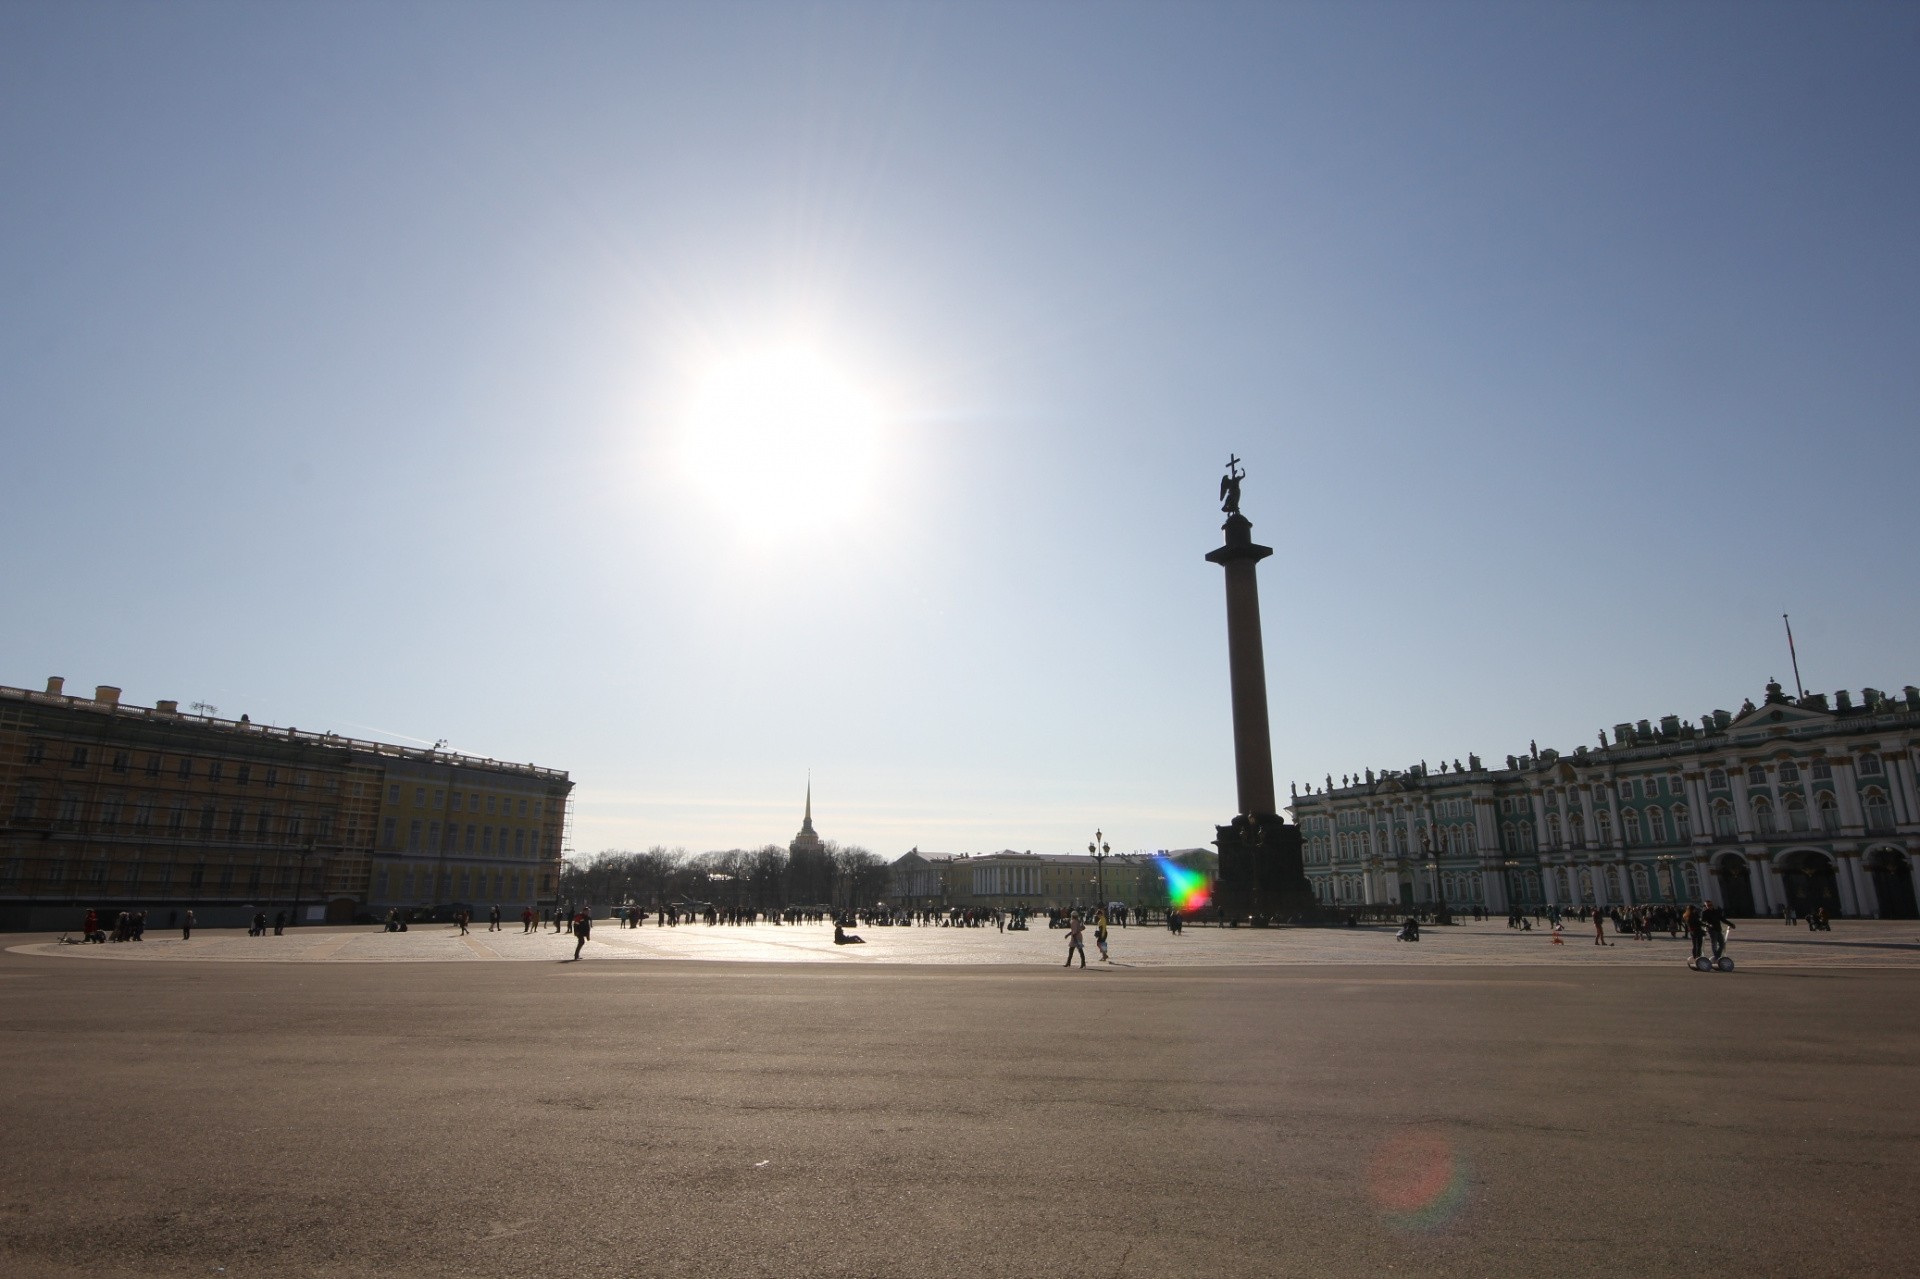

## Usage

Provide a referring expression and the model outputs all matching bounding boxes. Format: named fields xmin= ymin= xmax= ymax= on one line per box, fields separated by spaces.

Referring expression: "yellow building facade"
xmin=0 ymin=676 xmax=570 ymax=930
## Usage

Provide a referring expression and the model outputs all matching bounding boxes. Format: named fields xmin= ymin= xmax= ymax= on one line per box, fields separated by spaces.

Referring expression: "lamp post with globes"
xmin=1088 ymin=829 xmax=1111 ymax=914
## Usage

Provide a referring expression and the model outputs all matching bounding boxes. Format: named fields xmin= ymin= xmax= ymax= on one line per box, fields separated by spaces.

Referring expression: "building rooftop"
xmin=1 ymin=679 xmax=568 ymax=783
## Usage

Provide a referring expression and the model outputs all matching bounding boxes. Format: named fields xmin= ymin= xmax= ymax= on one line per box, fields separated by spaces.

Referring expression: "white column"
xmin=1832 ymin=759 xmax=1865 ymax=831
xmin=1847 ymin=855 xmax=1878 ymax=917
xmin=1605 ymin=783 xmax=1624 ymax=851
xmin=1693 ymin=857 xmax=1714 ymax=905
xmin=1581 ymin=790 xmax=1601 ymax=848
xmin=1542 ymin=862 xmax=1560 ymax=907
xmin=1475 ymin=797 xmax=1498 ymax=857
xmin=1617 ymin=861 xmax=1635 ymax=907
xmin=1729 ymin=768 xmax=1757 ymax=840
xmin=1530 ymin=790 xmax=1551 ymax=851
xmin=1685 ymin=773 xmax=1714 ymax=846
xmin=1885 ymin=751 xmax=1919 ymax=826
xmin=1481 ymin=868 xmax=1505 ymax=912
xmin=1745 ymin=853 xmax=1771 ymax=916
xmin=1762 ymin=859 xmax=1787 ymax=915
xmin=1835 ymin=855 xmax=1860 ymax=916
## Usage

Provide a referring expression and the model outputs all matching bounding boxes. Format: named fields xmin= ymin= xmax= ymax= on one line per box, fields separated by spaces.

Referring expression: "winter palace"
xmin=1289 ymin=680 xmax=1919 ymax=919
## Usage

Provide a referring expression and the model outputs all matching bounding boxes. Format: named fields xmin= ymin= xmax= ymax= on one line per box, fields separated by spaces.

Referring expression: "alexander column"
xmin=1206 ymin=456 xmax=1318 ymax=922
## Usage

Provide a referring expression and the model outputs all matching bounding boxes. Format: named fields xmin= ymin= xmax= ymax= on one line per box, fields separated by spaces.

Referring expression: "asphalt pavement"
xmin=1 ymin=930 xmax=1915 ymax=1278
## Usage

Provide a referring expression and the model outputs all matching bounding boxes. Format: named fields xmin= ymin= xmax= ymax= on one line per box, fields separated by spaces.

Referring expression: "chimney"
xmin=154 ymin=700 xmax=179 ymax=715
xmin=95 ymin=685 xmax=121 ymax=708
xmin=45 ymin=676 xmax=64 ymax=696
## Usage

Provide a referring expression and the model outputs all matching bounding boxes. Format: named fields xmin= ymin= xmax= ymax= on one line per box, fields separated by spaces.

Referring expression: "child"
xmin=1550 ymin=921 xmax=1564 ymax=945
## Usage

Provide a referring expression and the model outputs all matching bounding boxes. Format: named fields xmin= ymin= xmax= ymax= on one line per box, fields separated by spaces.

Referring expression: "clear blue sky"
xmin=4 ymin=2 xmax=1916 ymax=859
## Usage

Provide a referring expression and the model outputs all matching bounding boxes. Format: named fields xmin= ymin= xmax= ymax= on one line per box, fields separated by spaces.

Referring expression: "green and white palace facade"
xmin=1288 ymin=681 xmax=1920 ymax=919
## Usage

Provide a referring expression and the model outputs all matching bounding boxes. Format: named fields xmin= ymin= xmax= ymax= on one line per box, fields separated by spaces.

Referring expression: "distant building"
xmin=884 ymin=847 xmax=1213 ymax=912
xmin=1289 ymin=680 xmax=1920 ymax=919
xmin=0 ymin=676 xmax=571 ymax=930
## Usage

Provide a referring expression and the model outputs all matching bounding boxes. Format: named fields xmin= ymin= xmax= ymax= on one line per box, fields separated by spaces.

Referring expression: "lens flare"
xmin=1155 ymin=857 xmax=1211 ymax=912
xmin=1368 ymin=1128 xmax=1470 ymax=1231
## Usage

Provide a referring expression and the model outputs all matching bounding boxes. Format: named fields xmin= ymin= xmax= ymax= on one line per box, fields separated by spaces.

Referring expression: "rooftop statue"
xmin=1219 ymin=454 xmax=1245 ymax=515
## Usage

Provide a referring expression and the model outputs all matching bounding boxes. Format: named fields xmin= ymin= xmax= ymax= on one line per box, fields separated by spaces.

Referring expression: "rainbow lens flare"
xmin=1369 ymin=1128 xmax=1470 ymax=1232
xmin=1155 ymin=857 xmax=1211 ymax=912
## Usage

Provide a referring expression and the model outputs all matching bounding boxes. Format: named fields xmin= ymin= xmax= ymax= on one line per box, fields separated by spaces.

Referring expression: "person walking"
xmin=1095 ymin=911 xmax=1111 ymax=963
xmin=1683 ymin=904 xmax=1704 ymax=963
xmin=181 ymin=909 xmax=194 ymax=942
xmin=1592 ymin=911 xmax=1610 ymax=947
xmin=1064 ymin=915 xmax=1087 ymax=968
xmin=489 ymin=904 xmax=501 ymax=932
xmin=570 ymin=909 xmax=591 ymax=961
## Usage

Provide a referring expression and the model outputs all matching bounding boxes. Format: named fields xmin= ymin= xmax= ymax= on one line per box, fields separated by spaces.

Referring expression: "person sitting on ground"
xmin=833 ymin=921 xmax=864 ymax=945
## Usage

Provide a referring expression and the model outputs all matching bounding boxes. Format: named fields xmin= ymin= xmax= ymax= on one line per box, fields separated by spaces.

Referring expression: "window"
xmin=433 ymin=790 xmax=444 ymax=809
xmin=68 ymin=745 xmax=89 ymax=767
xmin=1674 ymin=805 xmax=1691 ymax=840
xmin=316 ymin=815 xmax=332 ymax=839
xmin=100 ymin=793 xmax=122 ymax=828
xmin=1779 ymin=761 xmax=1799 ymax=783
xmin=219 ymin=864 xmax=234 ymax=891
xmin=1864 ymin=789 xmax=1894 ymax=833
xmin=1859 ymin=753 xmax=1884 ymax=777
xmin=1619 ymin=781 xmax=1634 ymax=800
xmin=1713 ymin=801 xmax=1735 ymax=838
xmin=1753 ymin=798 xmax=1776 ymax=835
xmin=429 ymin=821 xmax=441 ymax=849
xmin=514 ymin=829 xmax=526 ymax=855
xmin=112 ymin=751 xmax=129 ymax=773
xmin=382 ymin=817 xmax=397 ymax=847
xmin=414 ymin=788 xmax=426 ymax=808
xmin=237 ymin=765 xmax=251 ymax=786
xmin=1817 ymin=795 xmax=1838 ymax=832
xmin=294 ymin=772 xmax=307 ymax=789
xmin=207 ymin=760 xmax=223 ymax=783
xmin=177 ymin=757 xmax=193 ymax=780
xmin=228 ymin=809 xmax=244 ymax=839
xmin=1747 ymin=765 xmax=1766 ymax=786
xmin=133 ymin=795 xmax=153 ymax=830
xmin=265 ymin=768 xmax=279 ymax=788
xmin=534 ymin=800 xmax=542 ymax=817
xmin=1786 ymin=797 xmax=1808 ymax=832
xmin=486 ymin=795 xmax=497 ymax=815
xmin=517 ymin=798 xmax=528 ymax=817
xmin=11 ymin=785 xmax=38 ymax=822
xmin=465 ymin=824 xmax=476 ymax=852
xmin=387 ymin=784 xmax=401 ymax=803
xmin=25 ymin=741 xmax=45 ymax=765
xmin=1812 ymin=759 xmax=1832 ymax=781
xmin=257 ymin=810 xmax=271 ymax=839
xmin=286 ymin=816 xmax=302 ymax=842
xmin=1708 ymin=769 xmax=1726 ymax=789
xmin=199 ymin=805 xmax=216 ymax=837
xmin=408 ymin=819 xmax=422 ymax=850
xmin=450 ymin=792 xmax=463 ymax=812
xmin=189 ymin=863 xmax=205 ymax=891
xmin=482 ymin=826 xmax=494 ymax=853
xmin=1669 ymin=776 xmax=1683 ymax=796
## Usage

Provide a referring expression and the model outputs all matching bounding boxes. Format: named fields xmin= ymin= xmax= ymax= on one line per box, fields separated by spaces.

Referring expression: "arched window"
xmin=1779 ymin=760 xmax=1800 ymax=783
xmin=1859 ymin=752 xmax=1884 ymax=777
xmin=1597 ymin=809 xmax=1614 ymax=844
xmin=1708 ymin=769 xmax=1727 ymax=790
xmin=1462 ymin=825 xmax=1476 ymax=854
xmin=1567 ymin=809 xmax=1585 ymax=848
xmin=1625 ymin=810 xmax=1645 ymax=846
xmin=1577 ymin=868 xmax=1594 ymax=902
xmin=1673 ymin=804 xmax=1691 ymax=839
xmin=1547 ymin=813 xmax=1562 ymax=846
xmin=1681 ymin=863 xmax=1700 ymax=897
xmin=1753 ymin=798 xmax=1776 ymax=835
xmin=1713 ymin=801 xmax=1735 ymax=838
xmin=1864 ymin=788 xmax=1894 ymax=833
xmin=1645 ymin=806 xmax=1666 ymax=844
xmin=1817 ymin=795 xmax=1838 ymax=832
xmin=1631 ymin=864 xmax=1651 ymax=898
xmin=1785 ymin=795 xmax=1808 ymax=832
xmin=1747 ymin=765 xmax=1767 ymax=786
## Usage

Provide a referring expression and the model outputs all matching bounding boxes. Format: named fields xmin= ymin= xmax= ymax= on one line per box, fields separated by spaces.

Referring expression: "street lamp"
xmin=1088 ymin=829 xmax=1111 ymax=914
xmin=290 ymin=842 xmax=313 ymax=927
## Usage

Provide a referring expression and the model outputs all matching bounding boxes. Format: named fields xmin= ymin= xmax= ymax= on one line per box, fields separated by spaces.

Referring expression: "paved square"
xmin=3 ymin=925 xmax=1917 ymax=1278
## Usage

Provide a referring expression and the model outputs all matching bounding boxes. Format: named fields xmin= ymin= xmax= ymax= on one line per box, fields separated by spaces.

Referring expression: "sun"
xmin=675 ymin=344 xmax=887 ymax=536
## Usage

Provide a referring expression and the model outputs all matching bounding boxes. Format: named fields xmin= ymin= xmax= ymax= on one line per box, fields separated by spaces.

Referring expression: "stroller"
xmin=1395 ymin=917 xmax=1421 ymax=942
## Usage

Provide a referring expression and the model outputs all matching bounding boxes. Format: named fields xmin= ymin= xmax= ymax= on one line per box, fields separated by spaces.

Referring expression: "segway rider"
xmin=1702 ymin=900 xmax=1733 ymax=963
xmin=1683 ymin=904 xmax=1704 ymax=964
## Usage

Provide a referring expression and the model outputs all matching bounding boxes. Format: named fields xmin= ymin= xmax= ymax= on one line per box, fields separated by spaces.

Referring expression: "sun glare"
xmin=676 ymin=345 xmax=886 ymax=537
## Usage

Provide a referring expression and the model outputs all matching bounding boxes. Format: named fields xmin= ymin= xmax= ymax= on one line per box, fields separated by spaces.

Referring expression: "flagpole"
xmin=1783 ymin=613 xmax=1805 ymax=701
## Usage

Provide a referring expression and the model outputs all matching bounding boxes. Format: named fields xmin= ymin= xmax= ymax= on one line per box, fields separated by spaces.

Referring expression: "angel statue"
xmin=1219 ymin=454 xmax=1246 ymax=515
